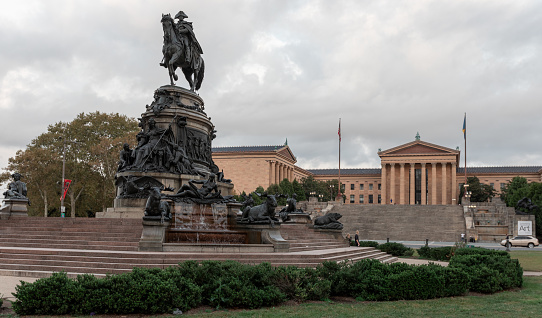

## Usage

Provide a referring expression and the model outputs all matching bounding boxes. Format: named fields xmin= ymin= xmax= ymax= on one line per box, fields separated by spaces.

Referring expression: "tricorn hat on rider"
xmin=175 ymin=11 xmax=188 ymax=20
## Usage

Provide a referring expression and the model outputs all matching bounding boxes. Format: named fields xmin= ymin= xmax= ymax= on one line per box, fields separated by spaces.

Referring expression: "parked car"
xmin=500 ymin=236 xmax=539 ymax=248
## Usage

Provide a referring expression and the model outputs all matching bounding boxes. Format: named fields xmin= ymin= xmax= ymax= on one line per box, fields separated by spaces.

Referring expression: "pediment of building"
xmin=278 ymin=146 xmax=297 ymax=163
xmin=379 ymin=140 xmax=459 ymax=157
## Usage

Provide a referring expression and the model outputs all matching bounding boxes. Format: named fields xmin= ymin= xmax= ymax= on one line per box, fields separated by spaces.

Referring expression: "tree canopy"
xmin=500 ymin=176 xmax=542 ymax=236
xmin=459 ymin=176 xmax=497 ymax=203
xmin=1 ymin=112 xmax=139 ymax=217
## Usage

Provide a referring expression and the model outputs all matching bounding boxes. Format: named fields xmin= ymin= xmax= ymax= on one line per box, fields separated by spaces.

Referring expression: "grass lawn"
xmin=509 ymin=250 xmax=542 ymax=271
xmin=185 ymin=276 xmax=542 ymax=317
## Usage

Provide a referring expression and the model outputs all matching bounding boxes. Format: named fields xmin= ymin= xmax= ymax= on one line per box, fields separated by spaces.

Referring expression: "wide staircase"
xmin=337 ymin=205 xmax=466 ymax=242
xmin=0 ymin=217 xmax=396 ymax=278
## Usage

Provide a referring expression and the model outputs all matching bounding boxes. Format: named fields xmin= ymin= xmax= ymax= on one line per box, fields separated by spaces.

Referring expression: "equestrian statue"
xmin=161 ymin=11 xmax=205 ymax=91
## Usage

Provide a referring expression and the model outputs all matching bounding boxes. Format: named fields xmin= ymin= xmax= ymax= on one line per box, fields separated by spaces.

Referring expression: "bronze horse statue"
xmin=161 ymin=13 xmax=205 ymax=91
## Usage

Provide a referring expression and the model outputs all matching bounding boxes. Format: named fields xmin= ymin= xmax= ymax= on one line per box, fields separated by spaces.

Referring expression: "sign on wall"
xmin=518 ymin=221 xmax=533 ymax=236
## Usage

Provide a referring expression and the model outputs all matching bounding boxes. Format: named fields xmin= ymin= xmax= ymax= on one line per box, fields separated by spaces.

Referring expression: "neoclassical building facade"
xmin=212 ymin=139 xmax=542 ymax=205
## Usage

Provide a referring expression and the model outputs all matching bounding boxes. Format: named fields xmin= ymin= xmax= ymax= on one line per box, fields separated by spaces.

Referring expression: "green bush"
xmin=377 ymin=242 xmax=414 ymax=256
xmin=417 ymin=246 xmax=453 ymax=261
xmin=10 ymin=250 xmax=520 ymax=315
xmin=454 ymin=247 xmax=509 ymax=257
xmin=354 ymin=240 xmax=379 ymax=247
xmin=12 ymin=269 xmax=202 ymax=315
xmin=183 ymin=260 xmax=285 ymax=309
xmin=449 ymin=254 xmax=523 ymax=293
xmin=274 ymin=266 xmax=331 ymax=301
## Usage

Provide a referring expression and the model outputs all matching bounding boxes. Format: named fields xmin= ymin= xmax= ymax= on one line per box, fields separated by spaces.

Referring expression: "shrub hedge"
xmin=377 ymin=242 xmax=415 ymax=257
xmin=12 ymin=248 xmax=523 ymax=315
xmin=351 ymin=240 xmax=379 ymax=247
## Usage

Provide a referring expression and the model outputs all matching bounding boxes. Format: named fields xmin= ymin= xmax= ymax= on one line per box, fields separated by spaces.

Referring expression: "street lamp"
xmin=329 ymin=184 xmax=334 ymax=201
xmin=318 ymin=194 xmax=323 ymax=202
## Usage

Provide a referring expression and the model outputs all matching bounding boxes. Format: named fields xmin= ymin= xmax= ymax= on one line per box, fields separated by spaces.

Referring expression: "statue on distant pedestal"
xmin=3 ymin=173 xmax=30 ymax=204
xmin=160 ymin=11 xmax=205 ymax=90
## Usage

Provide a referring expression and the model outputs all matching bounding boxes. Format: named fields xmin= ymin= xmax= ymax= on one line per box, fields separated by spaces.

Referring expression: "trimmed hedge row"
xmin=12 ymin=249 xmax=523 ymax=315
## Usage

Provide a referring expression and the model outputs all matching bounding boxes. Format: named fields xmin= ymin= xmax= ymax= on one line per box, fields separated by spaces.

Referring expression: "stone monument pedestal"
xmin=139 ymin=219 xmax=170 ymax=251
xmin=234 ymin=223 xmax=290 ymax=252
xmin=283 ymin=212 xmax=311 ymax=224
xmin=0 ymin=199 xmax=29 ymax=219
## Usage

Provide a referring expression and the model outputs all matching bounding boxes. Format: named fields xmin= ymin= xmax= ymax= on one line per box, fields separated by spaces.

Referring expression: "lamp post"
xmin=318 ymin=194 xmax=323 ymax=202
xmin=329 ymin=184 xmax=334 ymax=202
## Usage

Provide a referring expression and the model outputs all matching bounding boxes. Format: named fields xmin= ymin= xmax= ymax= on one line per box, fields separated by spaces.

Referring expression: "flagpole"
xmin=464 ymin=113 xmax=467 ymax=186
xmin=338 ymin=118 xmax=341 ymax=201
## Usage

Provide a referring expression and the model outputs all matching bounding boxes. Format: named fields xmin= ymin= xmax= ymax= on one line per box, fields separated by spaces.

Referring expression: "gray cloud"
xmin=1 ymin=0 xmax=542 ymax=181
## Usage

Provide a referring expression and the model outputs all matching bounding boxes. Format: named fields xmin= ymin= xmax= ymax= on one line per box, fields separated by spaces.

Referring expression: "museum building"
xmin=212 ymin=138 xmax=542 ymax=205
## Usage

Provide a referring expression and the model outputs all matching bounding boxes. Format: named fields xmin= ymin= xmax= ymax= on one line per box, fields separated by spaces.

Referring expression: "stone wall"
xmin=337 ymin=205 xmax=466 ymax=242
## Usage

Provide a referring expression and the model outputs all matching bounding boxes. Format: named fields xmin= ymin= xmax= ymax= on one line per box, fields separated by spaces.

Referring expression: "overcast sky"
xmin=1 ymin=0 xmax=541 ymax=180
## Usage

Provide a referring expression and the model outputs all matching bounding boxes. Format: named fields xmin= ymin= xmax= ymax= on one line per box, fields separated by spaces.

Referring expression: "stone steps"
xmin=0 ymin=217 xmax=395 ymax=278
xmin=337 ymin=205 xmax=466 ymax=242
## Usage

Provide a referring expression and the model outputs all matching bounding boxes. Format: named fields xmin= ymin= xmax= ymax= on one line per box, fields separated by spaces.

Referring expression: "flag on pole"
xmin=338 ymin=119 xmax=341 ymax=142
xmin=462 ymin=113 xmax=466 ymax=140
xmin=60 ymin=179 xmax=72 ymax=201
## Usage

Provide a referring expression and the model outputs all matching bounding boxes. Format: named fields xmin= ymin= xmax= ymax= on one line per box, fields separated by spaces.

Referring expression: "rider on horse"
xmin=174 ymin=11 xmax=203 ymax=67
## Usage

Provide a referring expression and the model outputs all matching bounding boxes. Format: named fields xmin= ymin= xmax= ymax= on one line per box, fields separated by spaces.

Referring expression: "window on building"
xmin=490 ymin=183 xmax=494 ymax=188
xmin=350 ymin=184 xmax=355 ymax=190
xmin=341 ymin=183 xmax=345 ymax=191
xmin=378 ymin=183 xmax=381 ymax=190
xmin=500 ymin=183 xmax=506 ymax=190
xmin=360 ymin=184 xmax=364 ymax=190
xmin=359 ymin=195 xmax=364 ymax=203
xmin=350 ymin=195 xmax=355 ymax=203
xmin=369 ymin=194 xmax=374 ymax=204
xmin=378 ymin=194 xmax=381 ymax=204
xmin=369 ymin=184 xmax=373 ymax=190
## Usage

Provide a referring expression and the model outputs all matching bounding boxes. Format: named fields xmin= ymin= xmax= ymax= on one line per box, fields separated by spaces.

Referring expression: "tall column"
xmin=275 ymin=163 xmax=280 ymax=184
xmin=409 ymin=163 xmax=415 ymax=205
xmin=269 ymin=161 xmax=275 ymax=187
xmin=399 ymin=163 xmax=405 ymax=204
xmin=381 ymin=163 xmax=387 ymax=205
xmin=390 ymin=163 xmax=396 ymax=204
xmin=431 ymin=162 xmax=437 ymax=205
xmin=441 ymin=162 xmax=448 ymax=205
xmin=452 ymin=163 xmax=457 ymax=205
xmin=421 ymin=163 xmax=427 ymax=205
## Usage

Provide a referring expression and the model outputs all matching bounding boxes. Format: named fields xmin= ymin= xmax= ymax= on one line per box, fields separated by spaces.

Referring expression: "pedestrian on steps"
xmin=355 ymin=230 xmax=360 ymax=246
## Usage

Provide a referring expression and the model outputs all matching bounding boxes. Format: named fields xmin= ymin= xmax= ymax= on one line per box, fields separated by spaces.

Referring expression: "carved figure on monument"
xmin=516 ymin=197 xmax=538 ymax=215
xmin=3 ymin=173 xmax=30 ymax=204
xmin=210 ymin=159 xmax=232 ymax=183
xmin=280 ymin=193 xmax=303 ymax=214
xmin=239 ymin=193 xmax=280 ymax=226
xmin=118 ymin=143 xmax=134 ymax=171
xmin=165 ymin=141 xmax=200 ymax=175
xmin=143 ymin=186 xmax=172 ymax=223
xmin=115 ymin=175 xmax=170 ymax=199
xmin=240 ymin=192 xmax=255 ymax=215
xmin=279 ymin=193 xmax=303 ymax=222
xmin=167 ymin=174 xmax=234 ymax=204
xmin=160 ymin=12 xmax=205 ymax=90
xmin=313 ymin=213 xmax=344 ymax=230
xmin=130 ymin=118 xmax=173 ymax=172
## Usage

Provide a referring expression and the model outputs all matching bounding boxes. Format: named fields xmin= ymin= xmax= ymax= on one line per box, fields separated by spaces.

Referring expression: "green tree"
xmin=292 ymin=179 xmax=306 ymax=201
xmin=459 ymin=176 xmax=497 ymax=203
xmin=500 ymin=177 xmax=542 ymax=236
xmin=501 ymin=177 xmax=529 ymax=208
xmin=299 ymin=176 xmax=340 ymax=202
xmin=1 ymin=112 xmax=139 ymax=217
